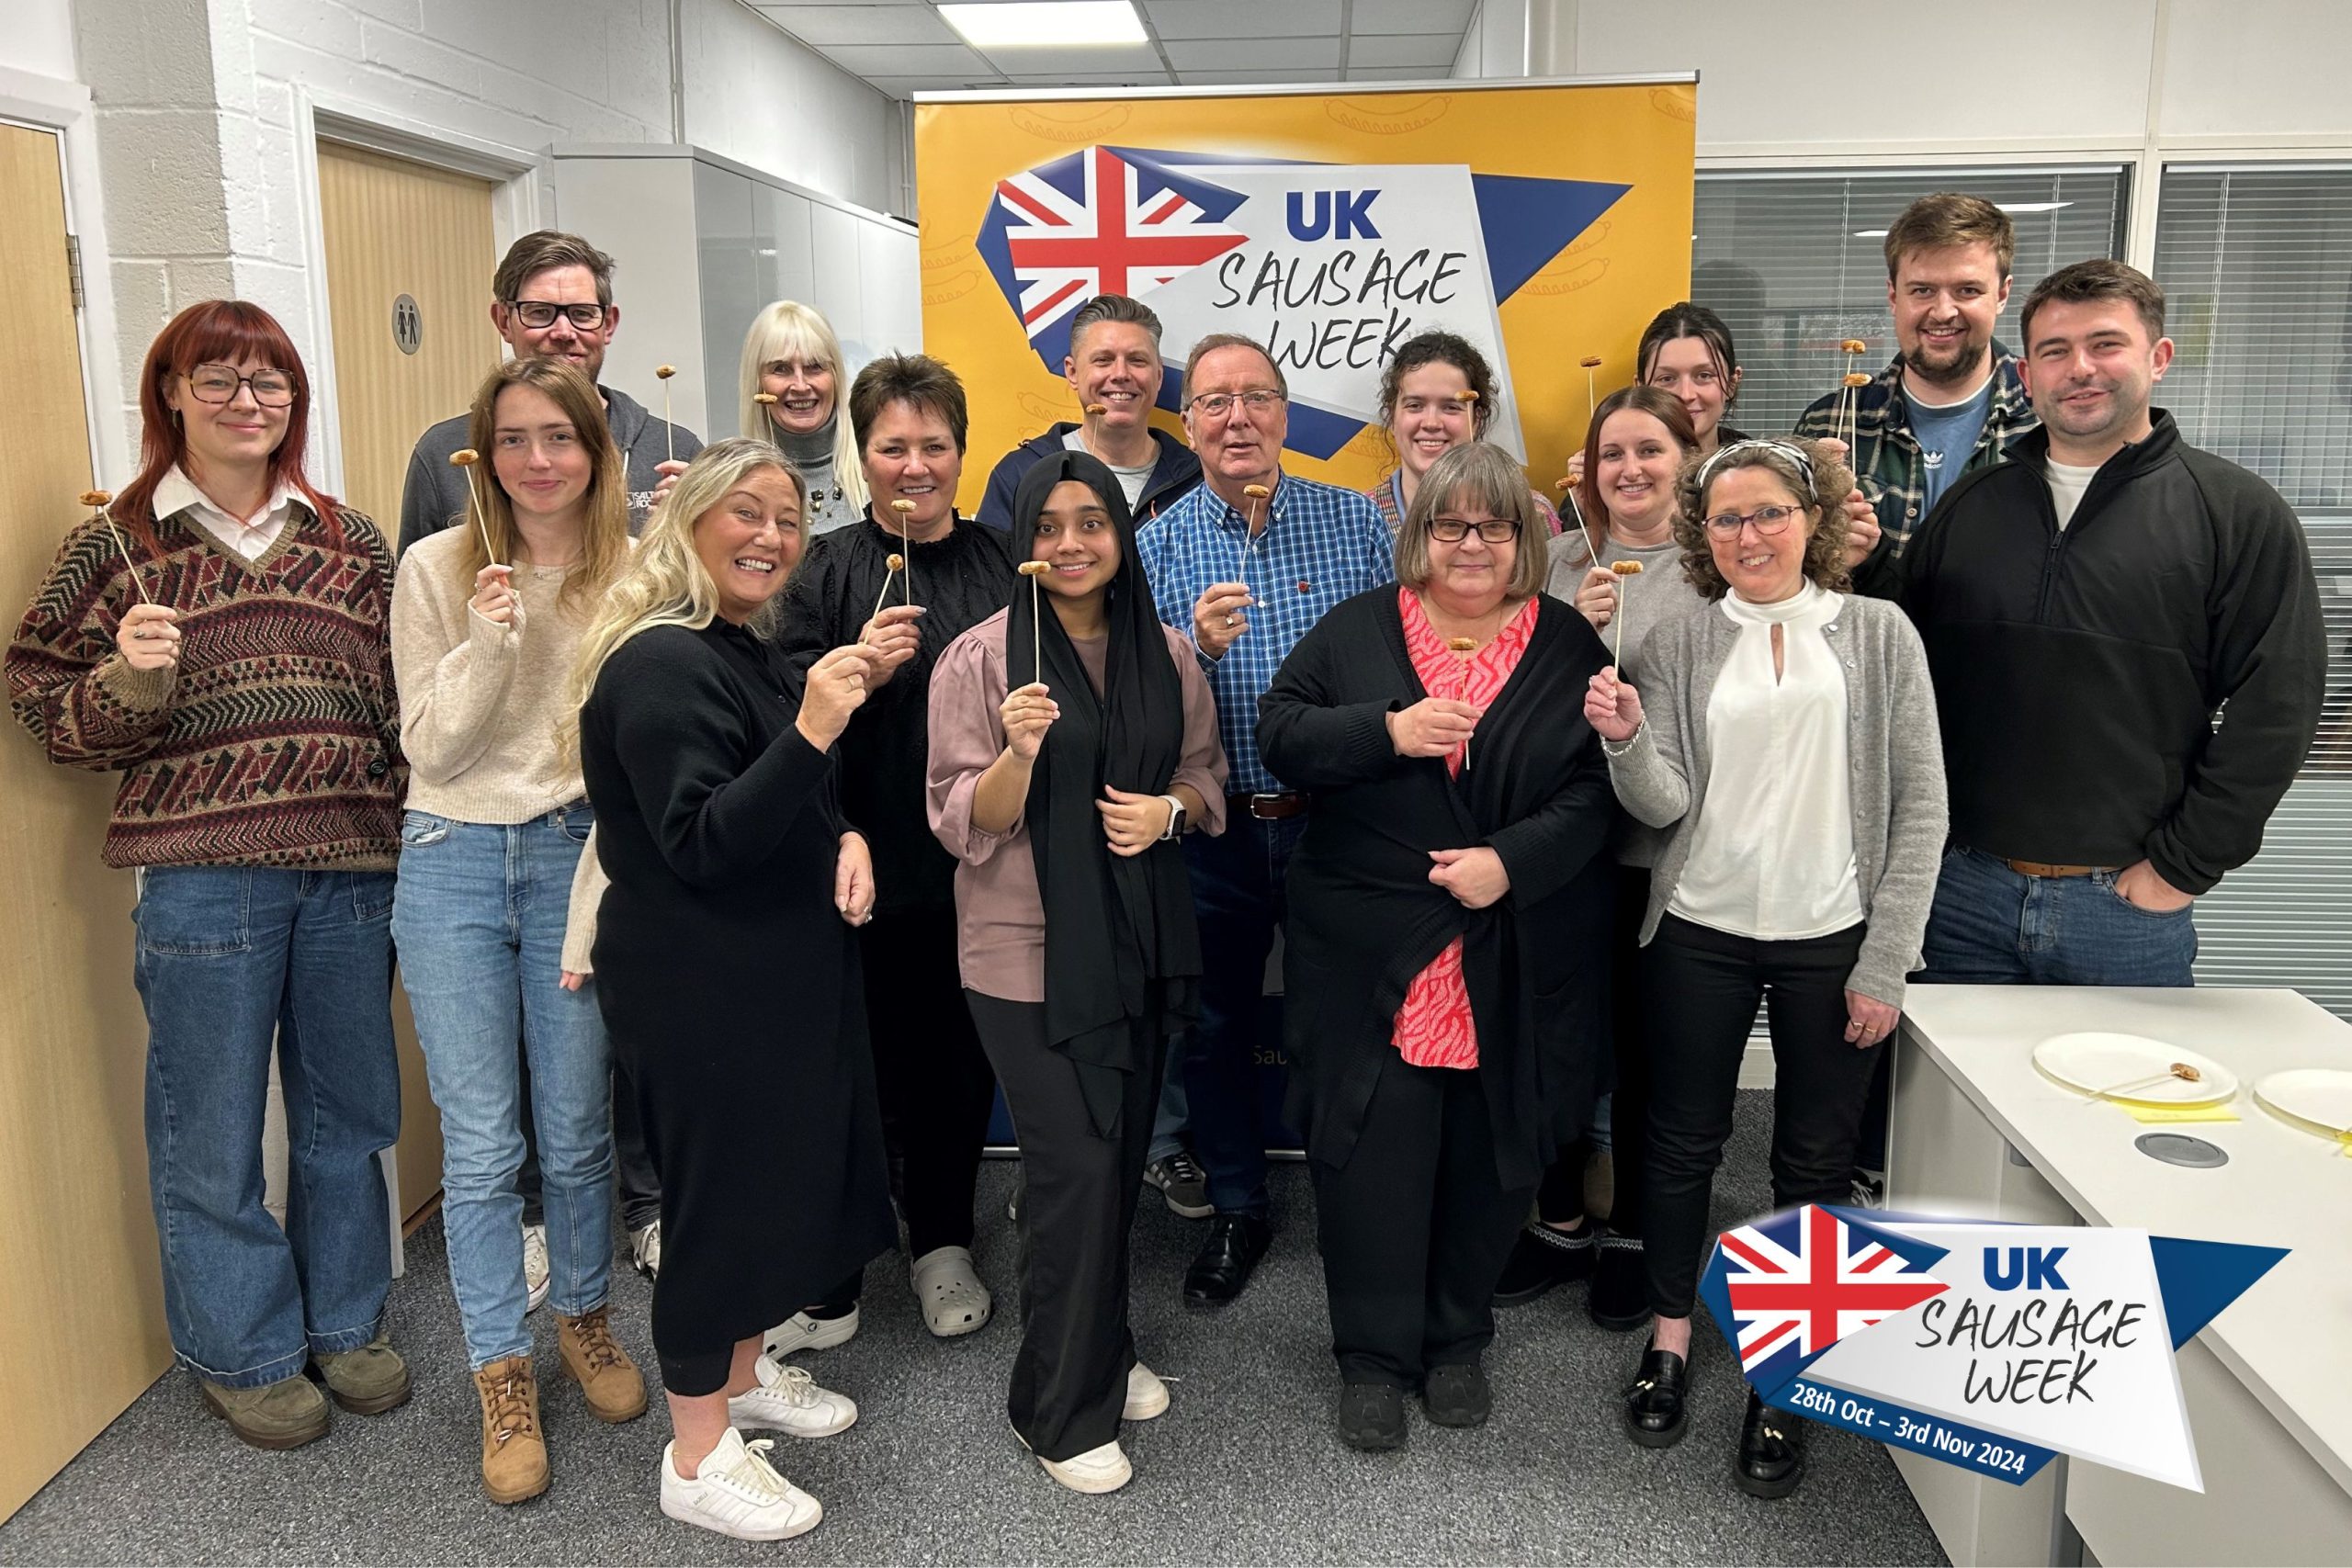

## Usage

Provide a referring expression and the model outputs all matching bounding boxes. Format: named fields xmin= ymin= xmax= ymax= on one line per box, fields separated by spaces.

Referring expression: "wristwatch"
xmin=1158 ymin=794 xmax=1187 ymax=840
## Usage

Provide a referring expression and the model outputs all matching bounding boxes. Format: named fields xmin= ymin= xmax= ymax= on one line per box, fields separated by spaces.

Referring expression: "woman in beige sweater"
xmin=390 ymin=357 xmax=644 ymax=1505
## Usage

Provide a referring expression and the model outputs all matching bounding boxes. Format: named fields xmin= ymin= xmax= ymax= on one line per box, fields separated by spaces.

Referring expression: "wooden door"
xmin=0 ymin=120 xmax=172 ymax=1522
xmin=315 ymin=140 xmax=501 ymax=1221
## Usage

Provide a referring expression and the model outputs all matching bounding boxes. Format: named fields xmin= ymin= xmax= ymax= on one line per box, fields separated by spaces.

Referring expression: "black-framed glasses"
xmin=1186 ymin=389 xmax=1285 ymax=418
xmin=1429 ymin=515 xmax=1521 ymax=544
xmin=184 ymin=365 xmax=295 ymax=407
xmin=506 ymin=299 xmax=608 ymax=331
xmin=1702 ymin=504 xmax=1806 ymax=538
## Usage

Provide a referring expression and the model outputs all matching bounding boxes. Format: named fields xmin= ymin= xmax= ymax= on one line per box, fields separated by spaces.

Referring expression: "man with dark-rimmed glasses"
xmin=397 ymin=230 xmax=701 ymax=555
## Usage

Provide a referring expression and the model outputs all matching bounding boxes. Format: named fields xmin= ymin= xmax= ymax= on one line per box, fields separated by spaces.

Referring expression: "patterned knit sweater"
xmin=6 ymin=502 xmax=403 ymax=870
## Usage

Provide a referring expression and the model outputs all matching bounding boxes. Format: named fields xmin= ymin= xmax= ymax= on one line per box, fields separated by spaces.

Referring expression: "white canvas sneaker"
xmin=521 ymin=1224 xmax=549 ymax=1313
xmin=728 ymin=1353 xmax=857 ymax=1438
xmin=660 ymin=1428 xmax=822 ymax=1541
xmin=1124 ymin=1361 xmax=1169 ymax=1421
xmin=1038 ymin=1438 xmax=1132 ymax=1495
xmin=763 ymin=1305 xmax=860 ymax=1359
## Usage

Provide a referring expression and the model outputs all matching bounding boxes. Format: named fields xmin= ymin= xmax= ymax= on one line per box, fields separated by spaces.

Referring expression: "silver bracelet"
xmin=1600 ymin=719 xmax=1645 ymax=757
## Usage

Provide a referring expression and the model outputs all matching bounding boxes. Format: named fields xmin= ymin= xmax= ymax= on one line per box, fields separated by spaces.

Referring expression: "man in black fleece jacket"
xmin=1898 ymin=259 xmax=2324 ymax=986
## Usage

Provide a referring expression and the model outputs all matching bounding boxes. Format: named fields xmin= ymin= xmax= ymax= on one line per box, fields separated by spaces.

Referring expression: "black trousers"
xmin=515 ymin=1051 xmax=660 ymax=1231
xmin=1311 ymin=1049 xmax=1532 ymax=1389
xmin=1642 ymin=914 xmax=1880 ymax=1317
xmin=967 ymin=990 xmax=1164 ymax=1463
xmin=859 ymin=906 xmax=997 ymax=1260
xmin=1534 ymin=864 xmax=1652 ymax=1234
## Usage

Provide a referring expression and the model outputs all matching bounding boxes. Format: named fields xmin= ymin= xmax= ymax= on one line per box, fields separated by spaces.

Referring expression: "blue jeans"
xmin=133 ymin=865 xmax=401 ymax=1388
xmin=1181 ymin=810 xmax=1307 ymax=1219
xmin=392 ymin=807 xmax=613 ymax=1368
xmin=1919 ymin=847 xmax=2199 ymax=987
xmin=1146 ymin=1035 xmax=1190 ymax=1168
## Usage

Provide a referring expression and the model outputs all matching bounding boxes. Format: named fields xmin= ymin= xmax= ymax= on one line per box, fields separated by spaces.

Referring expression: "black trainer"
xmin=1336 ymin=1382 xmax=1408 ymax=1451
xmin=1420 ymin=1363 xmax=1491 ymax=1427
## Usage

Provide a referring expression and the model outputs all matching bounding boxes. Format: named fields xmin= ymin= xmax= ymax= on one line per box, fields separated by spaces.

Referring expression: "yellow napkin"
xmin=2119 ymin=1101 xmax=2240 ymax=1124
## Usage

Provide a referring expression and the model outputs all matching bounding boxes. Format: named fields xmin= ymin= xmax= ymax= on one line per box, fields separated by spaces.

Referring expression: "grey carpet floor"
xmin=0 ymin=1090 xmax=1944 ymax=1566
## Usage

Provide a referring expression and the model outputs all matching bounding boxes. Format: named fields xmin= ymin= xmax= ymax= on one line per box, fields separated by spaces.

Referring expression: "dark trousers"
xmin=968 ymin=990 xmax=1165 ymax=1462
xmin=1310 ymin=1050 xmax=1531 ymax=1389
xmin=1643 ymin=914 xmax=1879 ymax=1318
xmin=1182 ymin=809 xmax=1306 ymax=1218
xmin=515 ymin=1055 xmax=661 ymax=1232
xmin=1534 ymin=864 xmax=1652 ymax=1234
xmin=861 ymin=905 xmax=996 ymax=1258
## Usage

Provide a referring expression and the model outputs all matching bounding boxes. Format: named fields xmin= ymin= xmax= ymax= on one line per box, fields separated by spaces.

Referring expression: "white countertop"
xmin=1898 ymin=985 xmax=2352 ymax=1497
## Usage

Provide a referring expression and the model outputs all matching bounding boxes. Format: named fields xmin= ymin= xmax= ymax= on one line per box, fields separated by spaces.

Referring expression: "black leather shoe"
xmin=1336 ymin=1382 xmax=1407 ymax=1451
xmin=1421 ymin=1362 xmax=1491 ymax=1427
xmin=1622 ymin=1343 xmax=1689 ymax=1449
xmin=1589 ymin=1233 xmax=1649 ymax=1332
xmin=1182 ymin=1213 xmax=1272 ymax=1307
xmin=1491 ymin=1219 xmax=1596 ymax=1307
xmin=1736 ymin=1388 xmax=1805 ymax=1498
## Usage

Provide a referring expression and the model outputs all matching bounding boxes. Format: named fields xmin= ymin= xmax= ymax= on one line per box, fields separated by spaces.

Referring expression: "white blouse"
xmin=1667 ymin=581 xmax=1865 ymax=942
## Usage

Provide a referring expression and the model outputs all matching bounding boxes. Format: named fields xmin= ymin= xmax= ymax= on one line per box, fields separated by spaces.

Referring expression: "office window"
xmin=1690 ymin=167 xmax=2130 ymax=436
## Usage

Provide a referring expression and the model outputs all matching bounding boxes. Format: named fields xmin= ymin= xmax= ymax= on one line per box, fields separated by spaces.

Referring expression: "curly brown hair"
xmin=1669 ymin=436 xmax=1854 ymax=601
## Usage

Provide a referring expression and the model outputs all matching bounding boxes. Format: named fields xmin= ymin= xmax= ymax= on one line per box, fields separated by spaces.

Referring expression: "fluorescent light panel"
xmin=940 ymin=2 xmax=1147 ymax=48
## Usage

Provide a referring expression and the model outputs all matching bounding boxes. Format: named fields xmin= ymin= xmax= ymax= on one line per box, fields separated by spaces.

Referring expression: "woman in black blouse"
xmin=571 ymin=439 xmax=899 ymax=1542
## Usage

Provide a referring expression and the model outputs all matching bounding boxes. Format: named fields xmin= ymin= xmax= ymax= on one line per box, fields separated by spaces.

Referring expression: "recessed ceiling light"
xmin=940 ymin=2 xmax=1147 ymax=49
xmin=1852 ymin=229 xmax=1890 ymax=239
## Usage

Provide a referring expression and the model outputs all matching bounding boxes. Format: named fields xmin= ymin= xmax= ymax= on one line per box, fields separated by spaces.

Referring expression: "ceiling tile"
xmin=1343 ymin=65 xmax=1448 ymax=80
xmin=971 ymin=41 xmax=1167 ymax=73
xmin=1140 ymin=0 xmax=1340 ymax=40
xmin=1351 ymin=0 xmax=1474 ymax=33
xmin=1171 ymin=67 xmax=1342 ymax=84
xmin=751 ymin=5 xmax=962 ymax=45
xmin=1164 ymin=35 xmax=1340 ymax=69
xmin=1346 ymin=33 xmax=1459 ymax=68
xmin=812 ymin=41 xmax=998 ymax=73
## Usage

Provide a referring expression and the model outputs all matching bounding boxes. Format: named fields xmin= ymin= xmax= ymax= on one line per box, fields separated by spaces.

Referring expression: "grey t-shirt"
xmin=1062 ymin=427 xmax=1155 ymax=510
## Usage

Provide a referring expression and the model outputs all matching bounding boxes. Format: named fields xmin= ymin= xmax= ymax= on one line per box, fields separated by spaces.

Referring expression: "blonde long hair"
xmin=737 ymin=300 xmax=867 ymax=513
xmin=565 ymin=438 xmax=808 ymax=744
xmin=462 ymin=358 xmax=628 ymax=609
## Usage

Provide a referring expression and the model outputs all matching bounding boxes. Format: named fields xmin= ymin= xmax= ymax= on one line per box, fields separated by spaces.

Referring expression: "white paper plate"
xmin=2253 ymin=1068 xmax=2352 ymax=1136
xmin=2030 ymin=1032 xmax=2237 ymax=1105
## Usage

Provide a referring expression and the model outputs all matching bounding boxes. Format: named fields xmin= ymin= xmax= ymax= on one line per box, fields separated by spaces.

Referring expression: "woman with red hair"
xmin=6 ymin=300 xmax=408 ymax=1453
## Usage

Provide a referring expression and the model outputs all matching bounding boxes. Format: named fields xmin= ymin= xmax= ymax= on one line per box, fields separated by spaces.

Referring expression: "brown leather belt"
xmin=2000 ymin=857 xmax=2117 ymax=879
xmin=1236 ymin=791 xmax=1310 ymax=821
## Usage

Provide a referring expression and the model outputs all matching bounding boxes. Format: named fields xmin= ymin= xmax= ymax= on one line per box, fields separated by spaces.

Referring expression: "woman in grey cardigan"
xmin=1581 ymin=437 xmax=1946 ymax=1502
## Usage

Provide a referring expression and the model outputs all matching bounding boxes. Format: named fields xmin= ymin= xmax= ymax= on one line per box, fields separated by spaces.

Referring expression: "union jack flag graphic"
xmin=1719 ymin=1205 xmax=1948 ymax=1373
xmin=988 ymin=145 xmax=1247 ymax=337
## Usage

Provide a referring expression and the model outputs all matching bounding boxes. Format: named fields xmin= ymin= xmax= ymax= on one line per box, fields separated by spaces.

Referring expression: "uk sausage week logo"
xmin=1699 ymin=1205 xmax=2285 ymax=1490
xmin=976 ymin=143 xmax=1629 ymax=459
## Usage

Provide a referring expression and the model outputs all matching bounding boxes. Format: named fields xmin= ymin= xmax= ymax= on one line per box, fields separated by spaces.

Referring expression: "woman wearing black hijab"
xmin=927 ymin=451 xmax=1227 ymax=1495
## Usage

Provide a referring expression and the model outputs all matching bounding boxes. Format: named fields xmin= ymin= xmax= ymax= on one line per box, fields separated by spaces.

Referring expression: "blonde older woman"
xmin=1583 ymin=436 xmax=1946 ymax=1501
xmin=737 ymin=300 xmax=866 ymax=535
xmin=1257 ymin=442 xmax=1614 ymax=1451
xmin=571 ymin=439 xmax=906 ymax=1541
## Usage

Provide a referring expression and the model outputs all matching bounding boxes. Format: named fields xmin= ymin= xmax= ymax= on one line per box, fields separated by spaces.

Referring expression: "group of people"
xmin=5 ymin=190 xmax=2325 ymax=1540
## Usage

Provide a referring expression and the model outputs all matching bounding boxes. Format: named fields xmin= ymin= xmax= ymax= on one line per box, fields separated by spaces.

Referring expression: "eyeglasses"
xmin=1186 ymin=389 xmax=1285 ymax=418
xmin=1702 ymin=504 xmax=1807 ymax=538
xmin=506 ymin=299 xmax=608 ymax=331
xmin=184 ymin=366 xmax=295 ymax=407
xmin=1429 ymin=515 xmax=1521 ymax=544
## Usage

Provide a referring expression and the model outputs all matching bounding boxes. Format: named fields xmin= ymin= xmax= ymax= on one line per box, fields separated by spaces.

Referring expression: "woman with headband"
xmin=926 ymin=450 xmax=1226 ymax=1494
xmin=1583 ymin=436 xmax=1945 ymax=1501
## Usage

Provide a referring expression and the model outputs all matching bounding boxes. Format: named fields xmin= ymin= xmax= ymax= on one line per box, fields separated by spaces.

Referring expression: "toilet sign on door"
xmin=392 ymin=294 xmax=422 ymax=355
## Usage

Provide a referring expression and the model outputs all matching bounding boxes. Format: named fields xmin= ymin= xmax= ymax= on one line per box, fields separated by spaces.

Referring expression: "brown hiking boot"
xmin=314 ymin=1335 xmax=411 ymax=1415
xmin=474 ymin=1356 xmax=549 ymax=1505
xmin=558 ymin=1304 xmax=647 ymax=1423
xmin=200 ymin=1374 xmax=330 ymax=1450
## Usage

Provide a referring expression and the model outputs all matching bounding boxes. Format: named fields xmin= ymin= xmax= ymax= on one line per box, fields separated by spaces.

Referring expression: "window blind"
xmin=2153 ymin=164 xmax=2352 ymax=1019
xmin=1690 ymin=167 xmax=2131 ymax=437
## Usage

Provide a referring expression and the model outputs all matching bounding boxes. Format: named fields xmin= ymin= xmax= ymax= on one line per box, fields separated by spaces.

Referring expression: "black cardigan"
xmin=1257 ymin=587 xmax=1615 ymax=1188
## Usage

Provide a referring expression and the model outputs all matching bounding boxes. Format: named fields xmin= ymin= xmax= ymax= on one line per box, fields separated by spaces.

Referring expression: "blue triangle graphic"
xmin=2148 ymin=1235 xmax=2288 ymax=1349
xmin=1471 ymin=174 xmax=1631 ymax=299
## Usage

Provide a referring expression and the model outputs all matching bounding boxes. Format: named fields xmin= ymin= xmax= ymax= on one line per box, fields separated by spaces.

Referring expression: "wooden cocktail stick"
xmin=888 ymin=499 xmax=917 ymax=608
xmin=83 ymin=489 xmax=155 ymax=606
xmin=449 ymin=449 xmax=498 ymax=568
xmin=1448 ymin=637 xmax=1476 ymax=768
xmin=1579 ymin=355 xmax=1604 ymax=427
xmin=1610 ymin=558 xmax=1644 ymax=668
xmin=655 ymin=365 xmax=677 ymax=466
xmin=1017 ymin=558 xmax=1051 ymax=682
xmin=869 ymin=552 xmax=904 ymax=630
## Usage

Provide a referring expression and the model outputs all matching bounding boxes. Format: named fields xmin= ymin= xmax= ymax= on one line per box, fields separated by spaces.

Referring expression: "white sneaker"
xmin=910 ymin=1246 xmax=992 ymax=1337
xmin=1124 ymin=1361 xmax=1169 ymax=1421
xmin=522 ymin=1224 xmax=549 ymax=1313
xmin=629 ymin=1220 xmax=662 ymax=1279
xmin=763 ymin=1305 xmax=860 ymax=1359
xmin=727 ymin=1354 xmax=857 ymax=1438
xmin=1038 ymin=1438 xmax=1132 ymax=1495
xmin=660 ymin=1428 xmax=822 ymax=1541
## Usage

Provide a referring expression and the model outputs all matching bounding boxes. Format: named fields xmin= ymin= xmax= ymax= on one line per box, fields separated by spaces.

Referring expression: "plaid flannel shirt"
xmin=1793 ymin=343 xmax=2039 ymax=563
xmin=1136 ymin=473 xmax=1395 ymax=795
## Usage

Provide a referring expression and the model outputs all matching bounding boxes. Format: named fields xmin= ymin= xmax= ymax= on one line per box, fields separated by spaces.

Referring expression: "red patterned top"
xmin=1389 ymin=587 xmax=1539 ymax=1070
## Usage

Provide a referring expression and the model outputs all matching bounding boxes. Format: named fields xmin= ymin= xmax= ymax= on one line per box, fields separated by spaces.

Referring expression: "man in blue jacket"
xmin=976 ymin=293 xmax=1202 ymax=532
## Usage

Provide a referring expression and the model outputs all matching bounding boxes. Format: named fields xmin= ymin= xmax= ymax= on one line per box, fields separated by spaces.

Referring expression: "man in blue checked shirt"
xmin=1135 ymin=332 xmax=1395 ymax=1309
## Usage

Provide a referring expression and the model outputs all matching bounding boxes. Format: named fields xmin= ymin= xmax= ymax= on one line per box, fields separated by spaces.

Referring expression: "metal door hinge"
xmin=65 ymin=232 xmax=85 ymax=310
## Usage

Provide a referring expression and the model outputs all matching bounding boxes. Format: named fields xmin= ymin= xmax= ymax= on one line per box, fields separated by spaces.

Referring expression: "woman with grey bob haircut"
xmin=1582 ymin=434 xmax=1946 ymax=1502
xmin=1392 ymin=441 xmax=1550 ymax=599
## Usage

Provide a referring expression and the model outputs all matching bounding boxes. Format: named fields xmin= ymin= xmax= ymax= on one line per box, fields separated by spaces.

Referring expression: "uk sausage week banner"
xmin=914 ymin=79 xmax=1699 ymax=512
